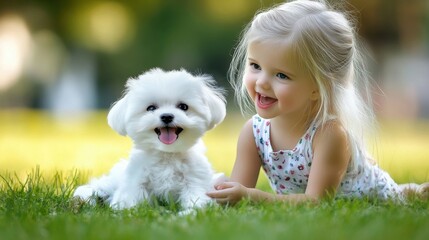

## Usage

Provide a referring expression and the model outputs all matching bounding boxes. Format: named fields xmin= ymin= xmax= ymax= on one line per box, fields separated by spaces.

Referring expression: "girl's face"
xmin=244 ymin=40 xmax=319 ymax=120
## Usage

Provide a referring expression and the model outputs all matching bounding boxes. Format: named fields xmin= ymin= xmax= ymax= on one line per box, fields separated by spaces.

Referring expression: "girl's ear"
xmin=107 ymin=94 xmax=129 ymax=136
xmin=310 ymin=90 xmax=320 ymax=101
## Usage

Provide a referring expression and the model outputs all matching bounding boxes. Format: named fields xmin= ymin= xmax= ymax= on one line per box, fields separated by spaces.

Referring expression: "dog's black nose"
xmin=160 ymin=114 xmax=174 ymax=124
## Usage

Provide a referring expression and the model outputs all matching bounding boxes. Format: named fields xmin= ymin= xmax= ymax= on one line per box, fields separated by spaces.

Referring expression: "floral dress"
xmin=252 ymin=115 xmax=402 ymax=200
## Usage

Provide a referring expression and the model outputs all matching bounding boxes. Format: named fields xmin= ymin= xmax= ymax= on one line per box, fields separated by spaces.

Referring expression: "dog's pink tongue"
xmin=158 ymin=127 xmax=178 ymax=145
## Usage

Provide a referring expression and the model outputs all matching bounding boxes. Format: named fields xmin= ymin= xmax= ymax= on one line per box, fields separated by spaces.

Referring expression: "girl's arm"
xmin=206 ymin=119 xmax=262 ymax=203
xmin=304 ymin=121 xmax=350 ymax=198
xmin=229 ymin=119 xmax=261 ymax=187
xmin=207 ymin=120 xmax=350 ymax=204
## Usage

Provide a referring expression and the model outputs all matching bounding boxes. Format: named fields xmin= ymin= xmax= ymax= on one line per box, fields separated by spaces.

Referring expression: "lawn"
xmin=1 ymin=110 xmax=429 ymax=240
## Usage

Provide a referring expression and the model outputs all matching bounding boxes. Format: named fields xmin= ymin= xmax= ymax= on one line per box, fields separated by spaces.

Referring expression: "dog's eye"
xmin=177 ymin=103 xmax=188 ymax=111
xmin=146 ymin=105 xmax=157 ymax=111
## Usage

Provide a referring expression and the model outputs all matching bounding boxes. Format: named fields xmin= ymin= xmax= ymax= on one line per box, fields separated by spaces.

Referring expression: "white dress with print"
xmin=252 ymin=115 xmax=402 ymax=200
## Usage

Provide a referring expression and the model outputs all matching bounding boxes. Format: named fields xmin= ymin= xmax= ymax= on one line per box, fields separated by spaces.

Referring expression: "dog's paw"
xmin=109 ymin=193 xmax=139 ymax=210
xmin=418 ymin=182 xmax=429 ymax=200
xmin=110 ymin=200 xmax=137 ymax=210
xmin=177 ymin=208 xmax=197 ymax=216
xmin=180 ymin=194 xmax=213 ymax=209
xmin=73 ymin=185 xmax=110 ymax=206
xmin=73 ymin=185 xmax=97 ymax=205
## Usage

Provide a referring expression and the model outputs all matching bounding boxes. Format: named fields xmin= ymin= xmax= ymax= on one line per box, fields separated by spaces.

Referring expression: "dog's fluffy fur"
xmin=73 ymin=68 xmax=226 ymax=210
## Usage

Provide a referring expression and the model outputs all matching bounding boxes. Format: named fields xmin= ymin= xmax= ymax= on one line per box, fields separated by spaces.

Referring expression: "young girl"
xmin=207 ymin=0 xmax=429 ymax=204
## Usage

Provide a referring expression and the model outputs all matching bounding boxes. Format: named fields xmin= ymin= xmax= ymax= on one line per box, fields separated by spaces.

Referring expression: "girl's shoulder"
xmin=313 ymin=119 xmax=349 ymax=151
xmin=236 ymin=117 xmax=261 ymax=154
xmin=238 ymin=117 xmax=257 ymax=139
xmin=315 ymin=118 xmax=347 ymax=136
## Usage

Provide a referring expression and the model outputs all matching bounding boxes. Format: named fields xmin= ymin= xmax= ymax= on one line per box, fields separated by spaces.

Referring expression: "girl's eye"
xmin=177 ymin=103 xmax=188 ymax=111
xmin=250 ymin=63 xmax=261 ymax=70
xmin=276 ymin=73 xmax=289 ymax=80
xmin=147 ymin=105 xmax=157 ymax=111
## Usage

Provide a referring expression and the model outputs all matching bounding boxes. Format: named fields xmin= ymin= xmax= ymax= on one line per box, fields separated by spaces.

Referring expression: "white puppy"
xmin=73 ymin=68 xmax=226 ymax=211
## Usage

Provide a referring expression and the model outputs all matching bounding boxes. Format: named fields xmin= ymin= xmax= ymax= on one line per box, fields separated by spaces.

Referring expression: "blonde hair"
xmin=229 ymin=0 xmax=376 ymax=167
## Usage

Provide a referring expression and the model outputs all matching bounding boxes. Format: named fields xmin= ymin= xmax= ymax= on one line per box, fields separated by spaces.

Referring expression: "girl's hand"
xmin=206 ymin=182 xmax=249 ymax=205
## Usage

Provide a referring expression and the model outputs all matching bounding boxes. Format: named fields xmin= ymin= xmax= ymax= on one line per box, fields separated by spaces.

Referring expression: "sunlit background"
xmin=1 ymin=0 xmax=428 ymax=186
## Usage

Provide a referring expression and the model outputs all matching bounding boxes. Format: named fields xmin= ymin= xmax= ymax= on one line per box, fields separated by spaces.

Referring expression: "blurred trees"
xmin=0 ymin=0 xmax=428 ymax=118
xmin=0 ymin=0 xmax=266 ymax=108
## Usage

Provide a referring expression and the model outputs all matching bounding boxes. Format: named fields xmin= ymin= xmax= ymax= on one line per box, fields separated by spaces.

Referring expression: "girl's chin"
xmin=255 ymin=106 xmax=277 ymax=119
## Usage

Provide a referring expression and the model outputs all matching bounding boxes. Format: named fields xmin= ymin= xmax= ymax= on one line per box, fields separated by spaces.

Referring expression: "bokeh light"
xmin=64 ymin=1 xmax=135 ymax=53
xmin=0 ymin=14 xmax=31 ymax=91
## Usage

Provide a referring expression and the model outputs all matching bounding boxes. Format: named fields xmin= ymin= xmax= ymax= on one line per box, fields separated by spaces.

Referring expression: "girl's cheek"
xmin=243 ymin=73 xmax=256 ymax=95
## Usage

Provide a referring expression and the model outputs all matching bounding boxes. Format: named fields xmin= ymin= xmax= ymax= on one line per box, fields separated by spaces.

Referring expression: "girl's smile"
xmin=257 ymin=93 xmax=278 ymax=109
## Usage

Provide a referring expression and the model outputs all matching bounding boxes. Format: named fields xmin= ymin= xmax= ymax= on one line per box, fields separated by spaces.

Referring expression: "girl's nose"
xmin=256 ymin=73 xmax=270 ymax=90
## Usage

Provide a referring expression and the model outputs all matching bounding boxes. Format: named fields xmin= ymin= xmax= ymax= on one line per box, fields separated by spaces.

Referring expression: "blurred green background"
xmin=0 ymin=0 xmax=428 ymax=184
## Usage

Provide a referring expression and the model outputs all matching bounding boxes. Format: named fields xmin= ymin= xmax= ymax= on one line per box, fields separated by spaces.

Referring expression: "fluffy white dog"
xmin=73 ymin=68 xmax=226 ymax=211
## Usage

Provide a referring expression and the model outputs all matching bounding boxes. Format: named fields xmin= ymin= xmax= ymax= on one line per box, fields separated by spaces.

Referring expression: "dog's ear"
xmin=107 ymin=93 xmax=129 ymax=136
xmin=200 ymin=76 xmax=227 ymax=130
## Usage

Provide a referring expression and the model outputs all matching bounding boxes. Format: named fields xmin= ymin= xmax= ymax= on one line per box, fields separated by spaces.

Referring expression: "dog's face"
xmin=107 ymin=68 xmax=226 ymax=153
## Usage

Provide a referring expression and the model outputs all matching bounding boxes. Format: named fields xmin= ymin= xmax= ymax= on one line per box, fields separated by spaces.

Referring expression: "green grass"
xmin=1 ymin=110 xmax=429 ymax=240
xmin=0 ymin=169 xmax=428 ymax=240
